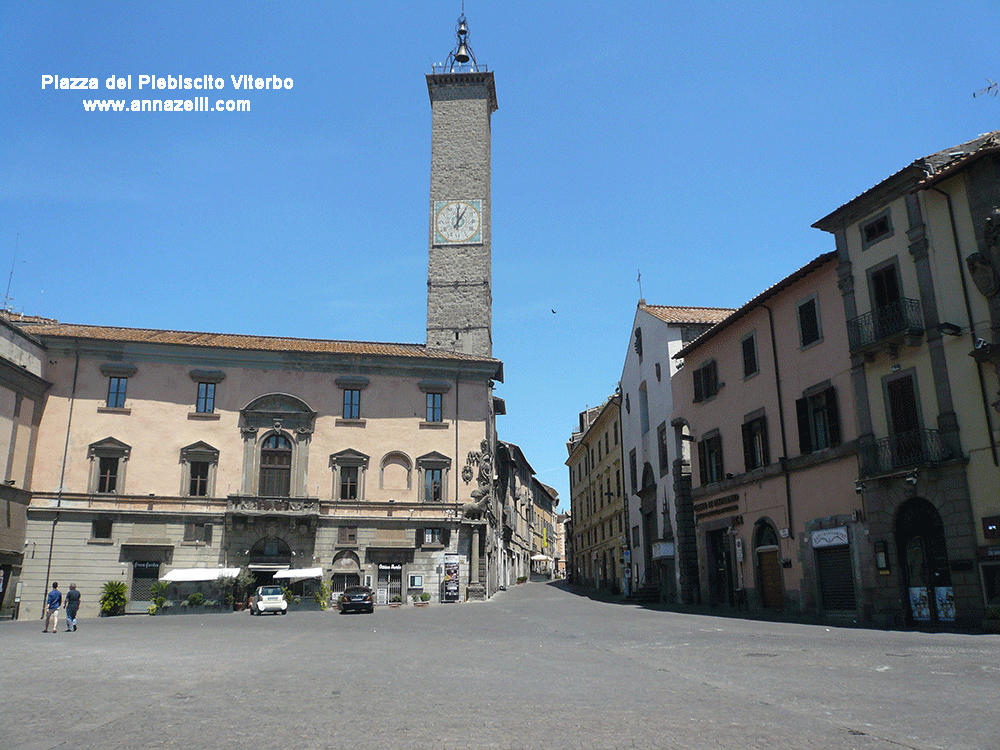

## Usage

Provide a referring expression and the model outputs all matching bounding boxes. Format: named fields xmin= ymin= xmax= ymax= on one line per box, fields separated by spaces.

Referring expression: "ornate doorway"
xmin=896 ymin=498 xmax=955 ymax=623
xmin=755 ymin=524 xmax=784 ymax=610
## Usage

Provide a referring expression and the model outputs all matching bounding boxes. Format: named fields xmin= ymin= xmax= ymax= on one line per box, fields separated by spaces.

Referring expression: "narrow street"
xmin=3 ymin=581 xmax=996 ymax=750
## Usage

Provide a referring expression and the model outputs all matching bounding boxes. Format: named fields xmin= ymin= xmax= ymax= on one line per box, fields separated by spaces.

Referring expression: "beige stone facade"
xmin=814 ymin=132 xmax=1000 ymax=628
xmin=566 ymin=397 xmax=626 ymax=592
xmin=12 ymin=319 xmax=502 ymax=620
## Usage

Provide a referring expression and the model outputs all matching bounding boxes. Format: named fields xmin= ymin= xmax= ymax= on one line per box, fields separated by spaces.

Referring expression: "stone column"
xmin=471 ymin=526 xmax=480 ymax=584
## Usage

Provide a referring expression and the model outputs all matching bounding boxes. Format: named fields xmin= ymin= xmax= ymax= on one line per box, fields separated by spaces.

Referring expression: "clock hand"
xmin=454 ymin=207 xmax=466 ymax=229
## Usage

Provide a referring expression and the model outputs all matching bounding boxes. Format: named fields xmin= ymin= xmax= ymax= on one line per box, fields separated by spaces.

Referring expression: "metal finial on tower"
xmin=445 ymin=12 xmax=479 ymax=72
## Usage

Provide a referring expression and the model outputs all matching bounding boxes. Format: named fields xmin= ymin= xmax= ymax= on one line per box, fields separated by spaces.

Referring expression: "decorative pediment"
xmin=180 ymin=441 xmax=219 ymax=462
xmin=417 ymin=451 xmax=452 ymax=469
xmin=242 ymin=393 xmax=315 ymax=415
xmin=88 ymin=437 xmax=132 ymax=459
xmin=329 ymin=448 xmax=370 ymax=468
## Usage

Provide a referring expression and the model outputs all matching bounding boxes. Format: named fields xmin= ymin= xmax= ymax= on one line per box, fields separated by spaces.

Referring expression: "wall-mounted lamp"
xmin=854 ymin=480 xmax=866 ymax=494
xmin=904 ymin=470 xmax=918 ymax=486
xmin=680 ymin=435 xmax=696 ymax=443
xmin=936 ymin=322 xmax=962 ymax=336
xmin=975 ymin=338 xmax=988 ymax=349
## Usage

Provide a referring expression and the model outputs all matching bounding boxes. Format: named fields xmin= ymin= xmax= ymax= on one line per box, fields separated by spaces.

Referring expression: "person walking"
xmin=64 ymin=583 xmax=81 ymax=632
xmin=42 ymin=582 xmax=62 ymax=633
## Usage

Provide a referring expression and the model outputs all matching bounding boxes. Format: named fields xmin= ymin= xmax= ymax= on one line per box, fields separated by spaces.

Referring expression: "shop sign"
xmin=378 ymin=564 xmax=402 ymax=571
xmin=652 ymin=541 xmax=675 ymax=559
xmin=133 ymin=561 xmax=161 ymax=570
xmin=811 ymin=527 xmax=848 ymax=548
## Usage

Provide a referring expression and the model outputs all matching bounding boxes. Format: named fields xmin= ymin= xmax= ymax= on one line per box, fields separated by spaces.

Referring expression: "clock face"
xmin=434 ymin=200 xmax=482 ymax=245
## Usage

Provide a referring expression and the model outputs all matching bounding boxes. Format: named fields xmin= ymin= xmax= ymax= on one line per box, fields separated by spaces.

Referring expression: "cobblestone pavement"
xmin=2 ymin=581 xmax=997 ymax=749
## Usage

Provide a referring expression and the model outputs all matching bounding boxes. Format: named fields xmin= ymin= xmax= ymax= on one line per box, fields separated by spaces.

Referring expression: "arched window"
xmin=260 ymin=434 xmax=292 ymax=497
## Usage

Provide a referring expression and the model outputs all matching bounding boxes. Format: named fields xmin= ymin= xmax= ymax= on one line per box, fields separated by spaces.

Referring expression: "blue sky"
xmin=2 ymin=2 xmax=998 ymax=504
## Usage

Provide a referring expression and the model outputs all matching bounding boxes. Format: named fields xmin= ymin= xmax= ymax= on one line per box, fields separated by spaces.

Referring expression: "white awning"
xmin=159 ymin=567 xmax=242 ymax=582
xmin=530 ymin=554 xmax=553 ymax=562
xmin=248 ymin=564 xmax=290 ymax=572
xmin=272 ymin=567 xmax=323 ymax=581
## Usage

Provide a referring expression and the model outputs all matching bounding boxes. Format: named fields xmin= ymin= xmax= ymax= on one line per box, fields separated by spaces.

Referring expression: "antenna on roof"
xmin=4 ymin=234 xmax=18 ymax=313
xmin=637 ymin=269 xmax=643 ymax=301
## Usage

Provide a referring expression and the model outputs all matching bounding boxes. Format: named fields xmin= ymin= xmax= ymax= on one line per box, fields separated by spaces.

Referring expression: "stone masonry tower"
xmin=426 ymin=15 xmax=497 ymax=358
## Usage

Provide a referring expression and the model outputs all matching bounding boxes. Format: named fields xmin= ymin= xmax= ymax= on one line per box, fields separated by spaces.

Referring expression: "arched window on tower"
xmin=260 ymin=434 xmax=292 ymax=497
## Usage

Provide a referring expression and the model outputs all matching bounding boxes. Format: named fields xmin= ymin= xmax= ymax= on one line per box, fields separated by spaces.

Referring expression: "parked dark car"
xmin=339 ymin=585 xmax=374 ymax=614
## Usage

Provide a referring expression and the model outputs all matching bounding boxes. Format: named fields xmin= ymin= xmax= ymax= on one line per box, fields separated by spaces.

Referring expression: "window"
xmin=107 ymin=377 xmax=127 ymax=408
xmin=183 ymin=522 xmax=212 ymax=544
xmin=343 ymin=389 xmax=360 ymax=420
xmin=632 ymin=525 xmax=641 ymax=547
xmin=417 ymin=452 xmax=451 ymax=503
xmin=638 ymin=383 xmax=650 ymax=434
xmin=189 ymin=461 xmax=210 ymax=496
xmin=92 ymin=517 xmax=113 ymax=540
xmin=604 ymin=431 xmax=609 ymax=455
xmin=180 ymin=441 xmax=219 ymax=498
xmin=196 ymin=382 xmax=216 ymax=414
xmin=657 ymin=422 xmax=670 ymax=475
xmin=260 ymin=434 xmax=292 ymax=497
xmin=693 ymin=360 xmax=719 ymax=402
xmin=426 ymin=392 xmax=443 ymax=422
xmin=615 ymin=469 xmax=621 ymax=498
xmin=423 ymin=527 xmax=444 ymax=545
xmin=742 ymin=333 xmax=758 ymax=378
xmin=741 ymin=414 xmax=770 ymax=471
xmin=861 ymin=209 xmax=893 ymax=249
xmin=629 ymin=449 xmax=638 ymax=494
xmin=338 ymin=526 xmax=357 ymax=544
xmin=88 ymin=437 xmax=130 ymax=495
xmin=697 ymin=433 xmax=724 ymax=485
xmin=330 ymin=449 xmax=369 ymax=501
xmin=796 ymin=386 xmax=842 ymax=454
xmin=613 ymin=421 xmax=618 ymax=445
xmin=798 ymin=297 xmax=821 ymax=347
xmin=340 ymin=466 xmax=359 ymax=500
xmin=98 ymin=457 xmax=118 ymax=493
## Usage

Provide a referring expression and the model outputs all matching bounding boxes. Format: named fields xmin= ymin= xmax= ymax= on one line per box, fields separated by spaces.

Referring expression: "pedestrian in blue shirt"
xmin=43 ymin=581 xmax=62 ymax=633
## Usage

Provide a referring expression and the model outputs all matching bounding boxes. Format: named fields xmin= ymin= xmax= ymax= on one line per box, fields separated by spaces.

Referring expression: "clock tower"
xmin=426 ymin=15 xmax=497 ymax=358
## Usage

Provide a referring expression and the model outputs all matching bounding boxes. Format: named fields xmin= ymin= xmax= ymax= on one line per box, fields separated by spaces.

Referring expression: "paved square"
xmin=3 ymin=582 xmax=997 ymax=749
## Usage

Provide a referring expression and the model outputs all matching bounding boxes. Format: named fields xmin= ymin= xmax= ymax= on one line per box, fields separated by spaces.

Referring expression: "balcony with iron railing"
xmin=846 ymin=299 xmax=924 ymax=355
xmin=858 ymin=429 xmax=951 ymax=477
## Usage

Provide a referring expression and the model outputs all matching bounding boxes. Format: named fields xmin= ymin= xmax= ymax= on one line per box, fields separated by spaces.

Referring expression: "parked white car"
xmin=250 ymin=585 xmax=288 ymax=615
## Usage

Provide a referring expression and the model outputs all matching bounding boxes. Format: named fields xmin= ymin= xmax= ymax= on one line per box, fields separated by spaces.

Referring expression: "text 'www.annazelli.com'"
xmin=82 ymin=97 xmax=249 ymax=113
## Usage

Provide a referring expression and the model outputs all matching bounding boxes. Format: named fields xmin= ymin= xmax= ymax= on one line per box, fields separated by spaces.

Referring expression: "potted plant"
xmin=99 ymin=580 xmax=128 ymax=617
xmin=420 ymin=592 xmax=431 ymax=603
xmin=314 ymin=580 xmax=331 ymax=611
xmin=234 ymin=568 xmax=254 ymax=611
xmin=413 ymin=592 xmax=429 ymax=607
xmin=389 ymin=595 xmax=403 ymax=608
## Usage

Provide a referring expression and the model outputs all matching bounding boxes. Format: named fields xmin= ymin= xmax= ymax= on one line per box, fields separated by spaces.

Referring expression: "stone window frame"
xmin=692 ymin=359 xmax=720 ymax=403
xmin=697 ymin=429 xmax=724 ymax=486
xmin=330 ymin=448 xmax=370 ymax=501
xmin=860 ymin=207 xmax=894 ymax=251
xmin=741 ymin=408 xmax=770 ymax=472
xmin=336 ymin=376 xmax=369 ymax=425
xmin=797 ymin=293 xmax=823 ymax=349
xmin=180 ymin=441 xmax=219 ymax=497
xmin=182 ymin=521 xmax=213 ymax=546
xmin=741 ymin=331 xmax=759 ymax=379
xmin=90 ymin=516 xmax=114 ymax=544
xmin=416 ymin=451 xmax=451 ymax=503
xmin=238 ymin=393 xmax=316 ymax=498
xmin=87 ymin=437 xmax=131 ymax=494
xmin=99 ymin=363 xmax=136 ymax=413
xmin=656 ymin=421 xmax=670 ymax=476
xmin=419 ymin=381 xmax=451 ymax=427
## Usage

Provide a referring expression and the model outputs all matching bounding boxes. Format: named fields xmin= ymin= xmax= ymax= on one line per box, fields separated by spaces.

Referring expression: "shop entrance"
xmin=707 ymin=528 xmax=735 ymax=606
xmin=376 ymin=564 xmax=402 ymax=605
xmin=896 ymin=498 xmax=955 ymax=623
xmin=128 ymin=561 xmax=161 ymax=613
xmin=755 ymin=524 xmax=784 ymax=610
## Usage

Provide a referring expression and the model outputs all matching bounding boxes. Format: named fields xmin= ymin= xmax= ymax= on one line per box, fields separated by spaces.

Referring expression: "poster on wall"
xmin=935 ymin=586 xmax=956 ymax=621
xmin=909 ymin=586 xmax=931 ymax=621
xmin=443 ymin=553 xmax=460 ymax=602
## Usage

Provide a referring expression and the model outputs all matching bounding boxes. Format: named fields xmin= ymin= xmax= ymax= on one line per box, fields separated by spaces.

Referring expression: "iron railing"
xmin=859 ymin=429 xmax=950 ymax=476
xmin=846 ymin=298 xmax=923 ymax=352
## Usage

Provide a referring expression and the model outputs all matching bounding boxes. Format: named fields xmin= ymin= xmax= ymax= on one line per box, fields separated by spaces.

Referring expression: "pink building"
xmin=671 ymin=253 xmax=873 ymax=621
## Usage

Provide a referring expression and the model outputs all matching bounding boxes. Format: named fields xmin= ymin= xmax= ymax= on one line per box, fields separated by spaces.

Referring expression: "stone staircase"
xmin=624 ymin=584 xmax=660 ymax=605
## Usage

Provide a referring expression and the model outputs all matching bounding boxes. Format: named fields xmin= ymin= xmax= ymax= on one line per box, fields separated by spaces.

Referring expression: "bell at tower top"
xmin=427 ymin=12 xmax=498 ymax=112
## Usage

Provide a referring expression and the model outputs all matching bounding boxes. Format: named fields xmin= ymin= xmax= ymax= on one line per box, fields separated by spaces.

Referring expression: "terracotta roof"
xmin=638 ymin=304 xmax=735 ymax=325
xmin=674 ymin=251 xmax=837 ymax=359
xmin=814 ymin=131 xmax=1000 ymax=229
xmin=5 ymin=315 xmax=502 ymax=366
